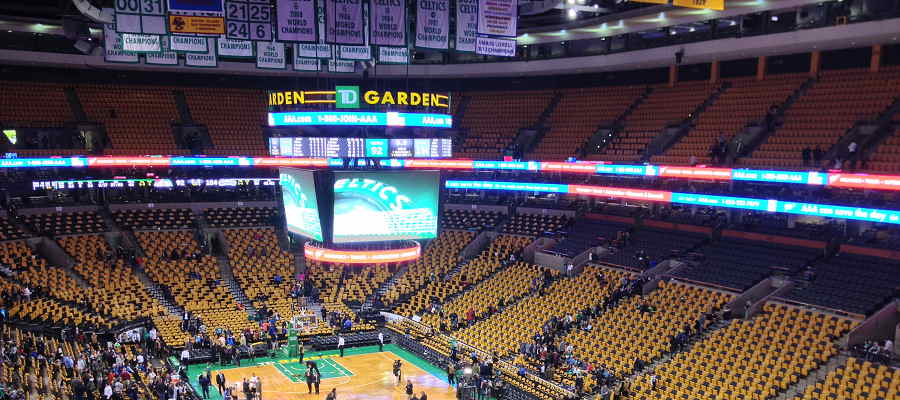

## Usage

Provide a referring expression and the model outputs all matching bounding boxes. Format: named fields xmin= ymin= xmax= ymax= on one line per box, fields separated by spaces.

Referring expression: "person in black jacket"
xmin=405 ymin=380 xmax=413 ymax=400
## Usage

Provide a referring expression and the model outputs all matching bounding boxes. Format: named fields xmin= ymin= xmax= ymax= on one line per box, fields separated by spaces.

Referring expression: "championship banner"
xmin=377 ymin=46 xmax=408 ymax=64
xmin=185 ymin=43 xmax=218 ymax=67
xmin=415 ymin=0 xmax=449 ymax=50
xmin=328 ymin=59 xmax=356 ymax=73
xmin=170 ymin=35 xmax=209 ymax=52
xmin=256 ymin=41 xmax=287 ymax=69
xmin=145 ymin=36 xmax=180 ymax=65
xmin=297 ymin=43 xmax=332 ymax=58
xmin=324 ymin=0 xmax=364 ymax=45
xmin=673 ymin=0 xmax=724 ymax=10
xmin=217 ymin=37 xmax=255 ymax=57
xmin=338 ymin=45 xmax=371 ymax=60
xmin=167 ymin=0 xmax=226 ymax=35
xmin=115 ymin=0 xmax=168 ymax=34
xmin=104 ymin=24 xmax=140 ymax=63
xmin=369 ymin=0 xmax=406 ymax=46
xmin=455 ymin=0 xmax=477 ymax=52
xmin=475 ymin=36 xmax=514 ymax=56
xmin=477 ymin=0 xmax=517 ymax=37
xmin=276 ymin=0 xmax=317 ymax=42
xmin=122 ymin=33 xmax=163 ymax=52
xmin=293 ymin=54 xmax=321 ymax=71
xmin=338 ymin=3 xmax=371 ymax=60
xmin=225 ymin=0 xmax=273 ymax=41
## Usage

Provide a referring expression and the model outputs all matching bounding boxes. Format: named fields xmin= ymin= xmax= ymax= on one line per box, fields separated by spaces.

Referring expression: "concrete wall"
xmin=847 ymin=300 xmax=899 ymax=350
xmin=17 ymin=205 xmax=101 ymax=216
xmin=444 ymin=203 xmax=509 ymax=214
xmin=516 ymin=207 xmax=577 ymax=217
xmin=109 ymin=201 xmax=276 ymax=214
xmin=523 ymin=237 xmax=558 ymax=262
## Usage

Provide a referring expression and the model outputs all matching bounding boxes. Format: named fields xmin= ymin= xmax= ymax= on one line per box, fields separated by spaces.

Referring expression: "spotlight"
xmin=770 ymin=15 xmax=779 ymax=21
xmin=568 ymin=9 xmax=577 ymax=19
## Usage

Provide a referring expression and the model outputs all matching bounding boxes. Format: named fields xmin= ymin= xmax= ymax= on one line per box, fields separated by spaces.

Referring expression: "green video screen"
xmin=332 ymin=171 xmax=439 ymax=243
xmin=280 ymin=168 xmax=323 ymax=241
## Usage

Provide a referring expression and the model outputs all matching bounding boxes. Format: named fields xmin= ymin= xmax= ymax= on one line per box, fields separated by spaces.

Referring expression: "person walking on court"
xmin=419 ymin=392 xmax=427 ymax=400
xmin=338 ymin=335 xmax=345 ymax=357
xmin=446 ymin=363 xmax=456 ymax=387
xmin=198 ymin=374 xmax=210 ymax=399
xmin=298 ymin=342 xmax=304 ymax=363
xmin=378 ymin=331 xmax=384 ymax=352
xmin=253 ymin=374 xmax=262 ymax=400
xmin=325 ymin=388 xmax=336 ymax=400
xmin=305 ymin=367 xmax=314 ymax=394
xmin=215 ymin=371 xmax=226 ymax=396
xmin=393 ymin=359 xmax=403 ymax=385
xmin=405 ymin=380 xmax=413 ymax=400
xmin=242 ymin=378 xmax=251 ymax=400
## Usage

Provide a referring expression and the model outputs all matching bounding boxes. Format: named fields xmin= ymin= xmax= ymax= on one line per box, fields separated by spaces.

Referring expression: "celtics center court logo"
xmin=333 ymin=177 xmax=435 ymax=240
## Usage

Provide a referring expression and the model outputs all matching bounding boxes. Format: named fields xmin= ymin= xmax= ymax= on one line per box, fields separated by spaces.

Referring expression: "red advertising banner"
xmin=304 ymin=242 xmax=421 ymax=263
xmin=658 ymin=166 xmax=733 ymax=180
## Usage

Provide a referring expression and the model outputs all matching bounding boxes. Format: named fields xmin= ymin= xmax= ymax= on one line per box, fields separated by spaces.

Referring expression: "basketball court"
xmin=185 ymin=345 xmax=458 ymax=400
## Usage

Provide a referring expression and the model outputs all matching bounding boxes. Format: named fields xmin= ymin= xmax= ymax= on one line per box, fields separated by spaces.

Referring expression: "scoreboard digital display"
xmin=268 ymin=137 xmax=452 ymax=158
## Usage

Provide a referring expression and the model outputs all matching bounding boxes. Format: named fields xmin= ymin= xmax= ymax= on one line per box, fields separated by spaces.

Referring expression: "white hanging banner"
xmin=293 ymin=56 xmax=321 ymax=71
xmin=145 ymin=36 xmax=180 ymax=65
xmin=256 ymin=41 xmax=287 ymax=69
xmin=369 ymin=0 xmax=406 ymax=46
xmin=217 ymin=37 xmax=255 ymax=57
xmin=324 ymin=0 xmax=364 ymax=45
xmin=455 ymin=0 xmax=477 ymax=52
xmin=297 ymin=43 xmax=332 ymax=58
xmin=276 ymin=0 xmax=317 ymax=42
xmin=377 ymin=46 xmax=408 ymax=64
xmin=328 ymin=59 xmax=355 ymax=73
xmin=476 ymin=0 xmax=517 ymax=37
xmin=415 ymin=0 xmax=449 ymax=50
xmin=170 ymin=35 xmax=209 ymax=52
xmin=104 ymin=24 xmax=140 ymax=63
xmin=186 ymin=45 xmax=219 ymax=67
xmin=475 ymin=36 xmax=515 ymax=56
xmin=122 ymin=33 xmax=163 ymax=52
xmin=338 ymin=45 xmax=371 ymax=60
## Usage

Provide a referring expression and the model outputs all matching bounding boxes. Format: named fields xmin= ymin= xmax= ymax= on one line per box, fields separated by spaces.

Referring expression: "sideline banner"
xmin=370 ymin=0 xmax=406 ymax=46
xmin=324 ymin=0 xmax=364 ymax=45
xmin=415 ymin=0 xmax=449 ymax=50
xmin=276 ymin=0 xmax=318 ymax=42
xmin=455 ymin=0 xmax=477 ymax=52
xmin=476 ymin=0 xmax=516 ymax=37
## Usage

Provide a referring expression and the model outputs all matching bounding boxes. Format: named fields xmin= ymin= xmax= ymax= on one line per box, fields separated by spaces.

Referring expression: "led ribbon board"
xmin=7 ymin=156 xmax=900 ymax=192
xmin=304 ymin=241 xmax=421 ymax=263
xmin=445 ymin=180 xmax=900 ymax=225
xmin=267 ymin=112 xmax=453 ymax=127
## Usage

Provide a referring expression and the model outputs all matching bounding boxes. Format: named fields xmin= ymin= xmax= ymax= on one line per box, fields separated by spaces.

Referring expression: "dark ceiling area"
xmin=0 ymin=0 xmax=652 ymax=32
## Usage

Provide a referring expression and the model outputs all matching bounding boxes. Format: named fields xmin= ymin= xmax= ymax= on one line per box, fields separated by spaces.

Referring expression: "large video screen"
xmin=332 ymin=171 xmax=439 ymax=243
xmin=279 ymin=168 xmax=323 ymax=241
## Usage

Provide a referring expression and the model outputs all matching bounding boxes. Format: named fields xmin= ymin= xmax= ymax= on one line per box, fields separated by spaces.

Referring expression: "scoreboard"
xmin=269 ymin=137 xmax=451 ymax=158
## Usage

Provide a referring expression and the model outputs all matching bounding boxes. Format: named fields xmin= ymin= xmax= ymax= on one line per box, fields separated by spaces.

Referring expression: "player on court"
xmin=393 ymin=359 xmax=403 ymax=385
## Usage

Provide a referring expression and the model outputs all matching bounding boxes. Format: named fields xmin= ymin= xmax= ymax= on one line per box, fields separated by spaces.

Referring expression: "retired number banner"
xmin=325 ymin=0 xmax=364 ymax=45
xmin=276 ymin=0 xmax=317 ymax=42
xmin=369 ymin=0 xmax=406 ymax=46
xmin=455 ymin=0 xmax=477 ymax=52
xmin=415 ymin=0 xmax=449 ymax=50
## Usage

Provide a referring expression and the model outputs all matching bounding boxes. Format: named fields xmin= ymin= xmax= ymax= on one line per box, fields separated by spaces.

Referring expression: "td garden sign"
xmin=268 ymin=86 xmax=451 ymax=111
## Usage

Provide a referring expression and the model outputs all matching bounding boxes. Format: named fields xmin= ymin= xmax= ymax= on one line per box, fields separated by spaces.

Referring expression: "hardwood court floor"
xmin=187 ymin=345 xmax=458 ymax=400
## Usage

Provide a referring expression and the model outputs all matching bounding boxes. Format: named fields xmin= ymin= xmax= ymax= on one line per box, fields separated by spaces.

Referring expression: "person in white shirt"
xmin=885 ymin=339 xmax=894 ymax=353
xmin=149 ymin=328 xmax=158 ymax=341
xmin=181 ymin=348 xmax=191 ymax=364
xmin=103 ymin=384 xmax=113 ymax=399
xmin=378 ymin=332 xmax=384 ymax=352
xmin=338 ymin=335 xmax=345 ymax=357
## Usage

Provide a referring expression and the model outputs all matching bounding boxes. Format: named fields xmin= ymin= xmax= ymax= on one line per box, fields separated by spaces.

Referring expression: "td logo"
xmin=335 ymin=86 xmax=359 ymax=108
